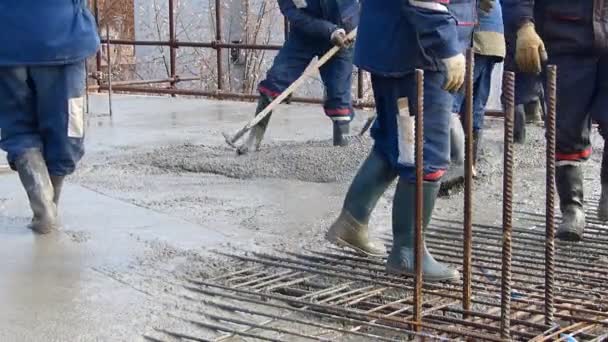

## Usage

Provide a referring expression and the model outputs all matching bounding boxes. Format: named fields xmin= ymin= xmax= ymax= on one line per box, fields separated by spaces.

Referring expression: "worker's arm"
xmin=503 ymin=0 xmax=534 ymax=28
xmin=401 ymin=0 xmax=464 ymax=91
xmin=279 ymin=0 xmax=339 ymax=40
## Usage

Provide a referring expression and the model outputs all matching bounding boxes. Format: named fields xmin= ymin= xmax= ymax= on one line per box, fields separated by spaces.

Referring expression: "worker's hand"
xmin=441 ymin=53 xmax=466 ymax=92
xmin=330 ymin=28 xmax=350 ymax=48
xmin=515 ymin=22 xmax=548 ymax=73
xmin=479 ymin=0 xmax=495 ymax=14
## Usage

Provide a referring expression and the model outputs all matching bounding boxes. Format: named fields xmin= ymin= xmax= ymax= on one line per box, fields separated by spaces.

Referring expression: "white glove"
xmin=441 ymin=53 xmax=466 ymax=92
xmin=330 ymin=29 xmax=349 ymax=48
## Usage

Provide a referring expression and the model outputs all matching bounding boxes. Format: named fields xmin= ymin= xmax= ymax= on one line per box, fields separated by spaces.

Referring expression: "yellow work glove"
xmin=515 ymin=22 xmax=548 ymax=73
xmin=441 ymin=53 xmax=466 ymax=92
xmin=479 ymin=0 xmax=495 ymax=14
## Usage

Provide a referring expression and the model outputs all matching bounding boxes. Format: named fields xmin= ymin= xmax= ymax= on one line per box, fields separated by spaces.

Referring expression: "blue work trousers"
xmin=0 ymin=62 xmax=86 ymax=176
xmin=370 ymin=72 xmax=452 ymax=182
xmin=550 ymin=54 xmax=608 ymax=163
xmin=259 ymin=34 xmax=355 ymax=121
xmin=452 ymin=55 xmax=499 ymax=132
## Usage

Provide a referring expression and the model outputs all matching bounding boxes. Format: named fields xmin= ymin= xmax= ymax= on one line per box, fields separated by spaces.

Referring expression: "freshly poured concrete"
xmin=0 ymin=94 xmax=377 ymax=341
xmin=1 ymin=94 xmax=605 ymax=341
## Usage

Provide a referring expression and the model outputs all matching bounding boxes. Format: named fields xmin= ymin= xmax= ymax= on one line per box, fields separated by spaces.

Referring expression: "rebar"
xmin=463 ymin=48 xmax=475 ymax=315
xmin=168 ymin=0 xmax=176 ymax=94
xmin=501 ymin=71 xmax=516 ymax=340
xmin=414 ymin=69 xmax=425 ymax=332
xmin=105 ymin=23 xmax=113 ymax=117
xmin=215 ymin=0 xmax=223 ymax=90
xmin=545 ymin=65 xmax=558 ymax=326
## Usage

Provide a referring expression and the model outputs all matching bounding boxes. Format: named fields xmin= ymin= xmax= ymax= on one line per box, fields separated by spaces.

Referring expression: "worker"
xmin=504 ymin=0 xmax=608 ymax=240
xmin=0 ymin=1 xmax=100 ymax=234
xmin=237 ymin=0 xmax=359 ymax=154
xmin=325 ymin=0 xmax=487 ymax=282
xmin=452 ymin=0 xmax=506 ymax=174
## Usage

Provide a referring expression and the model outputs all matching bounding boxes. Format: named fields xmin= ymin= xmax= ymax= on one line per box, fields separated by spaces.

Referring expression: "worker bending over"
xmin=237 ymin=0 xmax=360 ymax=154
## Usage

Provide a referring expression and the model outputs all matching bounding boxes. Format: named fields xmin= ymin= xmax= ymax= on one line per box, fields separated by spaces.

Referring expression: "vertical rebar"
xmin=85 ymin=61 xmax=90 ymax=114
xmin=501 ymin=71 xmax=516 ymax=340
xmin=106 ymin=24 xmax=113 ymax=117
xmin=414 ymin=69 xmax=425 ymax=332
xmin=545 ymin=65 xmax=557 ymax=326
xmin=215 ymin=0 xmax=224 ymax=90
xmin=463 ymin=49 xmax=475 ymax=316
xmin=168 ymin=0 xmax=177 ymax=95
xmin=93 ymin=0 xmax=102 ymax=91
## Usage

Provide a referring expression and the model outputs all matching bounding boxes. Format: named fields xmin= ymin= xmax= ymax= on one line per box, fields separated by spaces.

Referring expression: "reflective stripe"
xmin=409 ymin=0 xmax=449 ymax=12
xmin=68 ymin=96 xmax=85 ymax=138
xmin=556 ymin=160 xmax=583 ymax=167
xmin=424 ymin=169 xmax=446 ymax=181
xmin=556 ymin=148 xmax=592 ymax=162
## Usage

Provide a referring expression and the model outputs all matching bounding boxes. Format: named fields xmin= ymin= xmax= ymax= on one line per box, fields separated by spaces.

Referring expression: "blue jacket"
xmin=502 ymin=0 xmax=608 ymax=54
xmin=473 ymin=0 xmax=505 ymax=58
xmin=0 ymin=0 xmax=100 ymax=66
xmin=279 ymin=0 xmax=360 ymax=40
xmin=354 ymin=0 xmax=475 ymax=77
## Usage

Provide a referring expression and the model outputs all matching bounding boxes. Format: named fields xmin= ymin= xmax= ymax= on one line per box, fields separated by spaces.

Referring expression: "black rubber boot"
xmin=326 ymin=150 xmax=397 ymax=256
xmin=599 ymin=142 xmax=608 ymax=221
xmin=556 ymin=165 xmax=586 ymax=241
xmin=332 ymin=121 xmax=350 ymax=147
xmin=237 ymin=95 xmax=273 ymax=155
xmin=386 ymin=180 xmax=460 ymax=282
xmin=514 ymin=104 xmax=526 ymax=144
xmin=15 ymin=149 xmax=58 ymax=234
xmin=524 ymin=99 xmax=542 ymax=124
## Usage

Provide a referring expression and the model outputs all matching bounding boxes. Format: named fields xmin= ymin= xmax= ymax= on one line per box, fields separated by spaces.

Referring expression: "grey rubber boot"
xmin=514 ymin=104 xmax=526 ymax=144
xmin=50 ymin=176 xmax=65 ymax=206
xmin=237 ymin=95 xmax=273 ymax=155
xmin=450 ymin=114 xmax=465 ymax=166
xmin=386 ymin=180 xmax=460 ymax=282
xmin=15 ymin=149 xmax=58 ymax=234
xmin=332 ymin=121 xmax=350 ymax=147
xmin=326 ymin=150 xmax=397 ymax=256
xmin=556 ymin=165 xmax=586 ymax=241
xmin=599 ymin=145 xmax=608 ymax=221
xmin=472 ymin=130 xmax=482 ymax=177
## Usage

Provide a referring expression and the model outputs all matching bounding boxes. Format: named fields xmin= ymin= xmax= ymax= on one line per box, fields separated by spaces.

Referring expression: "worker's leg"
xmin=591 ymin=55 xmax=608 ymax=222
xmin=0 ymin=66 xmax=57 ymax=233
xmin=320 ymin=47 xmax=355 ymax=146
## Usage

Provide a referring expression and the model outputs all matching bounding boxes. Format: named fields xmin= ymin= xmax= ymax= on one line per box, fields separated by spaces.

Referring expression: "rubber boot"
xmin=386 ymin=180 xmax=460 ymax=282
xmin=472 ymin=130 xmax=482 ymax=177
xmin=326 ymin=150 xmax=397 ymax=256
xmin=50 ymin=176 xmax=65 ymax=206
xmin=513 ymin=104 xmax=526 ymax=144
xmin=15 ymin=149 xmax=58 ymax=234
xmin=237 ymin=95 xmax=273 ymax=155
xmin=333 ymin=121 xmax=350 ymax=147
xmin=556 ymin=165 xmax=586 ymax=241
xmin=524 ymin=99 xmax=542 ymax=124
xmin=599 ymin=145 xmax=608 ymax=221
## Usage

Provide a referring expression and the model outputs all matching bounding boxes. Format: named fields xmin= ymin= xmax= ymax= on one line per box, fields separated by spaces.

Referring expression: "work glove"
xmin=441 ymin=53 xmax=466 ymax=92
xmin=515 ymin=22 xmax=548 ymax=74
xmin=330 ymin=28 xmax=351 ymax=48
xmin=479 ymin=0 xmax=495 ymax=14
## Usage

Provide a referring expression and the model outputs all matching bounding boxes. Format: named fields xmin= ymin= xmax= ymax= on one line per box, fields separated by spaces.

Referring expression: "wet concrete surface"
xmin=1 ymin=94 xmax=605 ymax=341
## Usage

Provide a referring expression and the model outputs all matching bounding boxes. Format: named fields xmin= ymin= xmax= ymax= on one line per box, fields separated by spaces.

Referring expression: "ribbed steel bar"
xmin=545 ymin=65 xmax=558 ymax=326
xmin=105 ymin=23 xmax=113 ymax=117
xmin=414 ymin=69 xmax=425 ymax=332
xmin=214 ymin=0 xmax=223 ymax=90
xmin=501 ymin=71 xmax=516 ymax=340
xmin=463 ymin=48 xmax=475 ymax=314
xmin=168 ymin=0 xmax=176 ymax=93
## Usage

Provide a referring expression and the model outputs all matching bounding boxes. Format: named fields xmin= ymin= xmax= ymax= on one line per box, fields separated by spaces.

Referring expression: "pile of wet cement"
xmin=142 ymin=137 xmax=374 ymax=183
